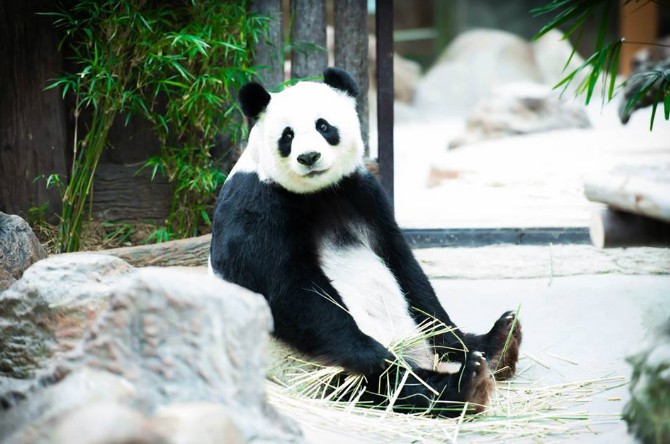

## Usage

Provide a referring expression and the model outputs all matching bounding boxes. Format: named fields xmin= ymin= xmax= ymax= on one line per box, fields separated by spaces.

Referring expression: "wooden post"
xmin=251 ymin=0 xmax=284 ymax=90
xmin=0 ymin=1 xmax=68 ymax=219
xmin=590 ymin=207 xmax=670 ymax=248
xmin=376 ymin=0 xmax=394 ymax=208
xmin=334 ymin=0 xmax=369 ymax=153
xmin=290 ymin=0 xmax=328 ymax=80
xmin=619 ymin=0 xmax=658 ymax=76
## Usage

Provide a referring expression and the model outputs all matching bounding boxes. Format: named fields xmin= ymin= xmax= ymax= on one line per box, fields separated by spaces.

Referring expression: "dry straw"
xmin=266 ymin=307 xmax=625 ymax=442
xmin=268 ymin=360 xmax=626 ymax=443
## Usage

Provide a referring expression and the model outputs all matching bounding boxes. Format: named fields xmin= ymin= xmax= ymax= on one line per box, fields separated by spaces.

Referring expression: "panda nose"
xmin=297 ymin=152 xmax=321 ymax=166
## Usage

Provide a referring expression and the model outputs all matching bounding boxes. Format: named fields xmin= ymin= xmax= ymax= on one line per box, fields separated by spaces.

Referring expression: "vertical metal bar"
xmin=376 ymin=0 xmax=394 ymax=208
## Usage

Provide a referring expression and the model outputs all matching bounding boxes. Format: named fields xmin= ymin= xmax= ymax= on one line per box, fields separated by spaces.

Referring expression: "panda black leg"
xmin=363 ymin=351 xmax=494 ymax=417
xmin=465 ymin=311 xmax=523 ymax=380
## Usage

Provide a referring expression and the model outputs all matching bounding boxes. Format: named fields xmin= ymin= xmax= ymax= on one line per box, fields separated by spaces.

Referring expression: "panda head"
xmin=239 ymin=68 xmax=364 ymax=194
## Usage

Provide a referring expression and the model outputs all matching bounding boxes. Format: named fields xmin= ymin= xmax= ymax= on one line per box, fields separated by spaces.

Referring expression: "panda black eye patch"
xmin=278 ymin=127 xmax=294 ymax=157
xmin=315 ymin=118 xmax=340 ymax=146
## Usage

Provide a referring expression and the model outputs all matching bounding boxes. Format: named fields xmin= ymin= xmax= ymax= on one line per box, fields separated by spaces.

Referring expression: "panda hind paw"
xmin=461 ymin=351 xmax=494 ymax=414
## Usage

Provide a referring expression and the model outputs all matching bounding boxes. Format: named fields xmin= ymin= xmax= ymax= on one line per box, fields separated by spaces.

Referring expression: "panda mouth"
xmin=305 ymin=169 xmax=328 ymax=178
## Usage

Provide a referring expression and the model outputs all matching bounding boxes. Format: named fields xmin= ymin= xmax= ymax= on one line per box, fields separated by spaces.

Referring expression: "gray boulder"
xmin=1 ymin=259 xmax=303 ymax=444
xmin=450 ymin=82 xmax=591 ymax=148
xmin=76 ymin=268 xmax=273 ymax=410
xmin=150 ymin=402 xmax=247 ymax=444
xmin=414 ymin=29 xmax=542 ymax=118
xmin=0 ymin=368 xmax=139 ymax=442
xmin=0 ymin=254 xmax=133 ymax=383
xmin=531 ymin=29 xmax=587 ymax=94
xmin=51 ymin=402 xmax=165 ymax=444
xmin=0 ymin=212 xmax=47 ymax=291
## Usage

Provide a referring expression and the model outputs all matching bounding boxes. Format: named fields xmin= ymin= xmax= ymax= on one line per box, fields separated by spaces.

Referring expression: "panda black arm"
xmin=269 ymin=266 xmax=394 ymax=375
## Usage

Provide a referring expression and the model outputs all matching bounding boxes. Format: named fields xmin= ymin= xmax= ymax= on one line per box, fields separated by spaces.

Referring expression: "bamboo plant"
xmin=46 ymin=0 xmax=267 ymax=251
xmin=532 ymin=0 xmax=670 ymax=130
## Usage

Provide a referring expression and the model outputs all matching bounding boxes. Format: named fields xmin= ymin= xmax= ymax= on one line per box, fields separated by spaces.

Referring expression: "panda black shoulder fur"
xmin=210 ymin=68 xmax=522 ymax=415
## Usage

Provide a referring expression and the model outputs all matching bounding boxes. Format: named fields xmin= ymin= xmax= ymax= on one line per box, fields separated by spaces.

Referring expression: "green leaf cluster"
xmin=532 ymin=0 xmax=669 ymax=130
xmin=45 ymin=0 xmax=268 ymax=251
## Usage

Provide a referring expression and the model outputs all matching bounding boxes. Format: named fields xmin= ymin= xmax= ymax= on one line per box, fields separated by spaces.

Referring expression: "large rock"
xmin=0 ymin=368 xmax=138 ymax=442
xmin=150 ymin=402 xmax=246 ymax=444
xmin=75 ymin=268 xmax=272 ymax=410
xmin=1 ymin=256 xmax=302 ymax=443
xmin=0 ymin=254 xmax=133 ymax=383
xmin=414 ymin=29 xmax=542 ymax=118
xmin=449 ymin=82 xmax=591 ymax=148
xmin=531 ymin=29 xmax=587 ymax=93
xmin=50 ymin=402 xmax=165 ymax=444
xmin=0 ymin=212 xmax=47 ymax=291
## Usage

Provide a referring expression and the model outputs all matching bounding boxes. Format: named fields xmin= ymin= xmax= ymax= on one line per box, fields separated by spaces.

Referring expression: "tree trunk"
xmin=91 ymin=164 xmax=172 ymax=223
xmin=85 ymin=234 xmax=212 ymax=268
xmin=334 ymin=0 xmax=369 ymax=151
xmin=584 ymin=164 xmax=670 ymax=223
xmin=251 ymin=0 xmax=284 ymax=90
xmin=290 ymin=0 xmax=328 ymax=80
xmin=0 ymin=1 xmax=68 ymax=220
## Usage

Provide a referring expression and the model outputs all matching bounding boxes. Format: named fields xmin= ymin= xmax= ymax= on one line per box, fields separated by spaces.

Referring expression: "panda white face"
xmin=238 ymin=72 xmax=365 ymax=194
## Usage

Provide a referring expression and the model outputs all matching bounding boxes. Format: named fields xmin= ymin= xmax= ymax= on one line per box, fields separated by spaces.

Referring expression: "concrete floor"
xmin=436 ymin=273 xmax=669 ymax=443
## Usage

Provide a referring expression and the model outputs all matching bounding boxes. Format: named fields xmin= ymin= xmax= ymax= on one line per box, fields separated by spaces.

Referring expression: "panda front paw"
xmin=485 ymin=311 xmax=523 ymax=380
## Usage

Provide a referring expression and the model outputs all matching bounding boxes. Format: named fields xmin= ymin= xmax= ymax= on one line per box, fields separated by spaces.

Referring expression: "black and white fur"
xmin=210 ymin=68 xmax=522 ymax=415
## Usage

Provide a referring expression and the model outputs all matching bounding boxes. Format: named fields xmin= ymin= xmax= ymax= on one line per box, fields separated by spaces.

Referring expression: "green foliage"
xmin=532 ymin=0 xmax=670 ymax=130
xmin=623 ymin=321 xmax=670 ymax=444
xmin=45 ymin=0 xmax=267 ymax=251
xmin=101 ymin=221 xmax=136 ymax=246
xmin=143 ymin=227 xmax=175 ymax=244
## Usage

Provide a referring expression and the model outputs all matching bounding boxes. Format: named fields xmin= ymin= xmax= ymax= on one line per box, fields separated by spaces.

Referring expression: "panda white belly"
xmin=319 ymin=239 xmax=436 ymax=370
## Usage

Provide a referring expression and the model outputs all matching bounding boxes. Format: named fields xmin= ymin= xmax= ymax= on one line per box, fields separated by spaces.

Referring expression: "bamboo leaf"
xmin=607 ymin=40 xmax=622 ymax=101
xmin=649 ymin=101 xmax=658 ymax=131
xmin=562 ymin=17 xmax=587 ymax=72
xmin=585 ymin=49 xmax=608 ymax=104
xmin=160 ymin=79 xmax=190 ymax=89
xmin=625 ymin=72 xmax=661 ymax=117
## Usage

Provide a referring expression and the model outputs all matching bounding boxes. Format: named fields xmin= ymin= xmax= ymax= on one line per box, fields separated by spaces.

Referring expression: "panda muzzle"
xmin=297 ymin=151 xmax=321 ymax=167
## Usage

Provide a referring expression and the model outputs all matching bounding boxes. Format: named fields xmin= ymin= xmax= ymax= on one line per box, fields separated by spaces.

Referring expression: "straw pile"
xmin=266 ymin=345 xmax=626 ymax=443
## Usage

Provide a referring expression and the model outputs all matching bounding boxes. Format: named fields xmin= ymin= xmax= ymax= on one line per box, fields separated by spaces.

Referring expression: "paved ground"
xmin=392 ymin=99 xmax=670 ymax=229
xmin=436 ymin=273 xmax=669 ymax=443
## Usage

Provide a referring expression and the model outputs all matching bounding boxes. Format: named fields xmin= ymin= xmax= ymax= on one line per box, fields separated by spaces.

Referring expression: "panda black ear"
xmin=323 ymin=67 xmax=359 ymax=98
xmin=239 ymin=82 xmax=271 ymax=119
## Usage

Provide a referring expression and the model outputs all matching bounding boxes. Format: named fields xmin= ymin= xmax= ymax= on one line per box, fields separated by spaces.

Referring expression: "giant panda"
xmin=210 ymin=67 xmax=522 ymax=416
